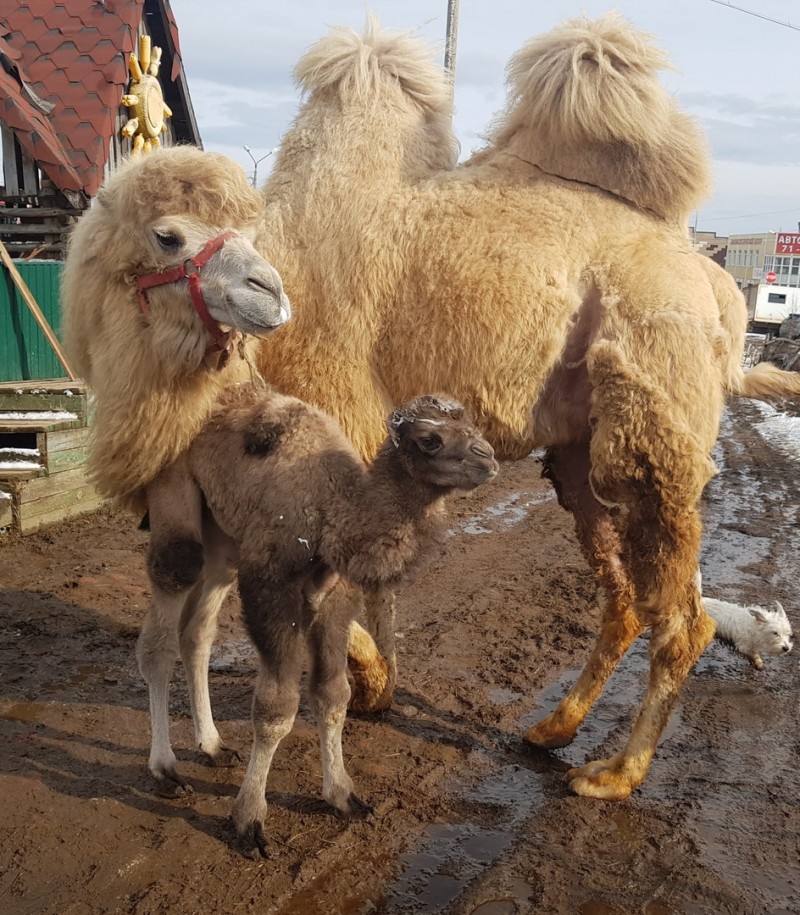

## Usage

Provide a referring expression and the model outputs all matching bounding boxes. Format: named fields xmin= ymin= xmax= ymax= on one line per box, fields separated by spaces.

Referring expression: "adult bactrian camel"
xmin=62 ymin=148 xmax=293 ymax=780
xmin=253 ymin=13 xmax=800 ymax=800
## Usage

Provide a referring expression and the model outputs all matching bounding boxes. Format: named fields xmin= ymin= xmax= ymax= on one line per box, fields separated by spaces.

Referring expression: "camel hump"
xmin=294 ymin=15 xmax=452 ymax=115
xmin=489 ymin=12 xmax=712 ymax=221
xmin=507 ymin=12 xmax=673 ymax=147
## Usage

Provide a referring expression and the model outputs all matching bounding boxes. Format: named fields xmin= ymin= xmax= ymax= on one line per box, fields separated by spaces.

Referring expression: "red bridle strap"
xmin=135 ymin=231 xmax=240 ymax=351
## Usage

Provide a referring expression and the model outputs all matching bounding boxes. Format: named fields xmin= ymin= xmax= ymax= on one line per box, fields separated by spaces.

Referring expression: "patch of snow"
xmin=0 ymin=461 xmax=40 ymax=471
xmin=1 ymin=447 xmax=39 ymax=458
xmin=0 ymin=491 xmax=11 ymax=501
xmin=750 ymin=401 xmax=800 ymax=461
xmin=0 ymin=411 xmax=79 ymax=421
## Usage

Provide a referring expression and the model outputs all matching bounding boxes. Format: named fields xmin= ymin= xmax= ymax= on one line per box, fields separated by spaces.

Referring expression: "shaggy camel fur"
xmin=182 ymin=386 xmax=496 ymax=854
xmin=61 ymin=147 xmax=291 ymax=514
xmin=252 ymin=13 xmax=800 ymax=799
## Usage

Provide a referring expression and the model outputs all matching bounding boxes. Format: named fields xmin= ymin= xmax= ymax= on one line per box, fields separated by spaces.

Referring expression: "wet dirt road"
xmin=0 ymin=398 xmax=798 ymax=914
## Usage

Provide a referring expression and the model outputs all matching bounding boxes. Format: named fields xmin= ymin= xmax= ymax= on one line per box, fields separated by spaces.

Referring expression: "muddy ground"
xmin=1 ymin=398 xmax=798 ymax=915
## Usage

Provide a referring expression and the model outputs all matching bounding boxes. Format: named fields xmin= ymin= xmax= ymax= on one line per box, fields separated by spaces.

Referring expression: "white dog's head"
xmin=749 ymin=602 xmax=794 ymax=657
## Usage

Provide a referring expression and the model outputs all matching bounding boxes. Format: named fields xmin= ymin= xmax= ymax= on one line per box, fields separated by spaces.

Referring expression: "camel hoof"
xmin=338 ymin=792 xmax=373 ymax=819
xmin=203 ymin=744 xmax=242 ymax=768
xmin=523 ymin=720 xmax=576 ymax=750
xmin=153 ymin=772 xmax=194 ymax=799
xmin=566 ymin=759 xmax=634 ymax=800
xmin=236 ymin=820 xmax=270 ymax=860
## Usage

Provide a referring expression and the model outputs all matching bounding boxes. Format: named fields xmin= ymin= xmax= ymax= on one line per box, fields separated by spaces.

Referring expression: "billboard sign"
xmin=776 ymin=233 xmax=800 ymax=254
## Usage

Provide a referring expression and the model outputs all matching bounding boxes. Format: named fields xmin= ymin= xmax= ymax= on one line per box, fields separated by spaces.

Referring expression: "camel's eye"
xmin=418 ymin=433 xmax=442 ymax=454
xmin=154 ymin=230 xmax=183 ymax=252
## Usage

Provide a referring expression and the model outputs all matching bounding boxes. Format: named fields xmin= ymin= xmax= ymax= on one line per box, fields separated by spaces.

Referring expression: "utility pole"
xmin=444 ymin=0 xmax=460 ymax=89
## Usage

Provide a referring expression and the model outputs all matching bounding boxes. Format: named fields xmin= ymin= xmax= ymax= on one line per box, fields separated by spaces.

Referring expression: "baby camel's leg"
xmin=307 ymin=584 xmax=372 ymax=816
xmin=232 ymin=570 xmax=305 ymax=858
xmin=137 ymin=461 xmax=204 ymax=795
xmin=525 ymin=442 xmax=640 ymax=750
xmin=179 ymin=516 xmax=240 ymax=766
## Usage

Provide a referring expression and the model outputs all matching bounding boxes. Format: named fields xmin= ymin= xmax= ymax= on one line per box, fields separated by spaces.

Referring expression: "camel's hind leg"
xmin=179 ymin=516 xmax=240 ymax=767
xmin=564 ymin=340 xmax=716 ymax=799
xmin=307 ymin=584 xmax=372 ymax=817
xmin=232 ymin=570 xmax=305 ymax=858
xmin=525 ymin=442 xmax=640 ymax=750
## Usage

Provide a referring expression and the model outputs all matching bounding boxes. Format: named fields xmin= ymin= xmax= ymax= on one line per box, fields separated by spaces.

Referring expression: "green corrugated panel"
xmin=0 ymin=260 xmax=67 ymax=382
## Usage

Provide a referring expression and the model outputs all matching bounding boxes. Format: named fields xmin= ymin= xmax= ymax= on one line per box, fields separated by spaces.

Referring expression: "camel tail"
xmin=728 ymin=360 xmax=800 ymax=400
xmin=490 ymin=12 xmax=711 ymax=221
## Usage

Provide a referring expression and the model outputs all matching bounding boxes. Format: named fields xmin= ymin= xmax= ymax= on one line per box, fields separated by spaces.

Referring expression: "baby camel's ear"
xmin=387 ymin=410 xmax=407 ymax=447
xmin=749 ymin=607 xmax=769 ymax=624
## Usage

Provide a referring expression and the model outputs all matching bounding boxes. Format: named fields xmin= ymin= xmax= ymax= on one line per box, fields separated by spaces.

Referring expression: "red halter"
xmin=135 ymin=231 xmax=240 ymax=353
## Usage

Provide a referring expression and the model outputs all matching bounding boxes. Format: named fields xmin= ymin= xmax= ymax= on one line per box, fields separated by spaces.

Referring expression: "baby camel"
xmin=146 ymin=383 xmax=497 ymax=856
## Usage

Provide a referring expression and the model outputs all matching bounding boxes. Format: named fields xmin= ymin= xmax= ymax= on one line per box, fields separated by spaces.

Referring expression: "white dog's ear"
xmin=749 ymin=608 xmax=768 ymax=624
xmin=774 ymin=601 xmax=787 ymax=617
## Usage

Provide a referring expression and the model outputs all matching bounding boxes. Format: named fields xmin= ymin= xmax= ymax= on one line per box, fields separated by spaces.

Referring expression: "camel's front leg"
xmin=307 ymin=587 xmax=372 ymax=817
xmin=348 ymin=585 xmax=393 ymax=713
xmin=138 ymin=461 xmax=204 ymax=796
xmin=179 ymin=517 xmax=240 ymax=767
xmin=233 ymin=570 xmax=304 ymax=858
xmin=525 ymin=444 xmax=640 ymax=749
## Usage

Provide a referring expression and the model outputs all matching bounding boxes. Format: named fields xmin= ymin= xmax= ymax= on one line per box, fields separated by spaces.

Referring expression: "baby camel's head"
xmin=386 ymin=395 xmax=498 ymax=491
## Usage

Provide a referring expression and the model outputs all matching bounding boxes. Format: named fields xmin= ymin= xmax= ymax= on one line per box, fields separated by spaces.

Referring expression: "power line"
xmin=702 ymin=206 xmax=800 ymax=221
xmin=707 ymin=0 xmax=800 ymax=32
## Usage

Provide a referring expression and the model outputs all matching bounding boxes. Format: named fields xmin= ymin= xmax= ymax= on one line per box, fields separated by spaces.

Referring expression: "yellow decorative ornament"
xmin=121 ymin=35 xmax=172 ymax=155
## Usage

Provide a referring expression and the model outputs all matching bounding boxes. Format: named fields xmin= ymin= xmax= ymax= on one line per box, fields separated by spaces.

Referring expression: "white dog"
xmin=703 ymin=596 xmax=794 ymax=669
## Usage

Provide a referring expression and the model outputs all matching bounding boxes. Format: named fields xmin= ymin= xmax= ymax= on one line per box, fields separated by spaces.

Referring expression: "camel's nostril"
xmin=248 ymin=276 xmax=278 ymax=296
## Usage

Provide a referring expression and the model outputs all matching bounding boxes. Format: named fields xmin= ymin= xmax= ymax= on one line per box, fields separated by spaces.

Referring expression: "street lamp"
xmin=243 ymin=145 xmax=278 ymax=188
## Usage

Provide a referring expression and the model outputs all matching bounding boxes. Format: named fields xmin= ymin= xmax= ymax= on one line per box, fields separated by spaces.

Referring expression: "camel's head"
xmin=387 ymin=395 xmax=499 ymax=492
xmin=63 ymin=146 xmax=290 ymax=382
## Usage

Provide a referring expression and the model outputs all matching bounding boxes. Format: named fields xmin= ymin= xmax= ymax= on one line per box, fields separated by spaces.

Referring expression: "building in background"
xmin=0 ymin=0 xmax=200 ymax=259
xmin=725 ymin=229 xmax=800 ymax=332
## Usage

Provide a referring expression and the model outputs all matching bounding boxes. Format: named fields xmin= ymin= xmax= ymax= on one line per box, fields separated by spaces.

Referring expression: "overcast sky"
xmin=169 ymin=0 xmax=800 ymax=236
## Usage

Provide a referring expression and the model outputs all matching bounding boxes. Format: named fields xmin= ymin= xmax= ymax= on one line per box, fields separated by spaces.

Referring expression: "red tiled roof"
xmin=0 ymin=1 xmax=191 ymax=198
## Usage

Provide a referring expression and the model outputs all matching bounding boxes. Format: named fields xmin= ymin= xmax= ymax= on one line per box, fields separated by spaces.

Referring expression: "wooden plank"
xmin=45 ymin=444 xmax=89 ymax=474
xmin=0 ymin=380 xmax=87 ymax=395
xmin=1 ymin=126 xmax=20 ymax=197
xmin=0 ymin=466 xmax=44 ymax=482
xmin=0 ymin=417 xmax=84 ymax=434
xmin=18 ymin=493 xmax=106 ymax=535
xmin=0 ymin=494 xmax=12 ymax=528
xmin=18 ymin=466 xmax=92 ymax=502
xmin=0 ymin=393 xmax=88 ymax=414
xmin=0 ymin=208 xmax=83 ymax=219
xmin=0 ymin=239 xmax=77 ymax=380
xmin=0 ymin=224 xmax=69 ymax=236
xmin=44 ymin=427 xmax=91 ymax=453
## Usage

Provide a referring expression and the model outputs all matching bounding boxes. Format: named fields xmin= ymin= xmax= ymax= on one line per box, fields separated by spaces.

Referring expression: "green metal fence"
xmin=0 ymin=260 xmax=67 ymax=382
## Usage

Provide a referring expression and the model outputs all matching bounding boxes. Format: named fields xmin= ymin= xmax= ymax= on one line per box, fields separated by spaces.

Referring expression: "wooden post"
xmin=0 ymin=238 xmax=77 ymax=381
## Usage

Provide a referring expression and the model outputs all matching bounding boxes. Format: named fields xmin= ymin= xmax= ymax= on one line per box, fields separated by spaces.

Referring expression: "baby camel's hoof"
xmin=235 ymin=820 xmax=270 ymax=860
xmin=203 ymin=744 xmax=242 ymax=768
xmin=152 ymin=769 xmax=194 ymax=799
xmin=334 ymin=792 xmax=374 ymax=819
xmin=566 ymin=758 xmax=635 ymax=801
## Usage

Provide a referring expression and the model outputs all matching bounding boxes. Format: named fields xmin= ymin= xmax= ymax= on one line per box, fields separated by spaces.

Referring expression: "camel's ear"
xmin=387 ymin=410 xmax=406 ymax=447
xmin=749 ymin=608 xmax=768 ymax=624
